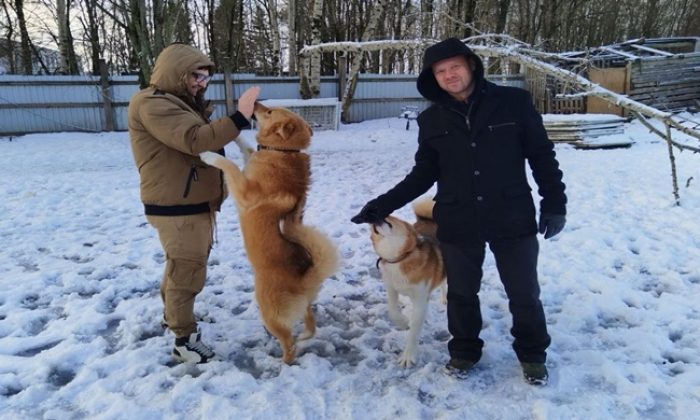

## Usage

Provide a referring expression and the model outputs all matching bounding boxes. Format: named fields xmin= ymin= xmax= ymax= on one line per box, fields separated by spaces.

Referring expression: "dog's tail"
xmin=281 ymin=219 xmax=339 ymax=292
xmin=412 ymin=196 xmax=435 ymax=220
xmin=412 ymin=196 xmax=438 ymax=242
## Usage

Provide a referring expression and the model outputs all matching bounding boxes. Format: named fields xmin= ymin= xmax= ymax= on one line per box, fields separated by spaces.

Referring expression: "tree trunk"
xmin=57 ymin=0 xmax=80 ymax=74
xmin=1 ymin=0 xmax=16 ymax=73
xmin=462 ymin=0 xmax=477 ymax=38
xmin=14 ymin=0 xmax=32 ymax=74
xmin=641 ymin=0 xmax=659 ymax=37
xmin=300 ymin=0 xmax=324 ymax=98
xmin=125 ymin=0 xmax=153 ymax=87
xmin=287 ymin=0 xmax=296 ymax=75
xmin=495 ymin=0 xmax=511 ymax=34
xmin=207 ymin=0 xmax=219 ymax=69
xmin=420 ymin=0 xmax=433 ymax=38
xmin=83 ymin=0 xmax=102 ymax=75
xmin=151 ymin=0 xmax=164 ymax=57
xmin=266 ymin=0 xmax=282 ymax=75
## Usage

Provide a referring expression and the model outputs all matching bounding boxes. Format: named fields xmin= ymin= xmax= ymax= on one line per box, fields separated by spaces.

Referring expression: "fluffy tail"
xmin=412 ymin=196 xmax=437 ymax=242
xmin=412 ymin=196 xmax=435 ymax=219
xmin=281 ymin=219 xmax=339 ymax=291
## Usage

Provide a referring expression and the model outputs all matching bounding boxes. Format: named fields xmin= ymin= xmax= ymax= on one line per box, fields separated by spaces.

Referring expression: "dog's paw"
xmin=398 ymin=351 xmax=417 ymax=368
xmin=199 ymin=151 xmax=221 ymax=166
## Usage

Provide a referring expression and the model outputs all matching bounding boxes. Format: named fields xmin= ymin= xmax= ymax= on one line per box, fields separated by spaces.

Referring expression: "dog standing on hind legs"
xmin=369 ymin=198 xmax=446 ymax=367
xmin=200 ymin=102 xmax=338 ymax=364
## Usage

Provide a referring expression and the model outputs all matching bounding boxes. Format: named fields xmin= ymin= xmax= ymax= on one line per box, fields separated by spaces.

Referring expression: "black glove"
xmin=538 ymin=213 xmax=566 ymax=239
xmin=350 ymin=201 xmax=387 ymax=225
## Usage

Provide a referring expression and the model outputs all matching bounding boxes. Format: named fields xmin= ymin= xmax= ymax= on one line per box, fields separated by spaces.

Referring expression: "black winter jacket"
xmin=372 ymin=39 xmax=566 ymax=244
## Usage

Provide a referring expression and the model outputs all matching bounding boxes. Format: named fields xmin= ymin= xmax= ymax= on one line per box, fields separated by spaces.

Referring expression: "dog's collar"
xmin=257 ymin=144 xmax=301 ymax=153
xmin=376 ymin=251 xmax=413 ymax=269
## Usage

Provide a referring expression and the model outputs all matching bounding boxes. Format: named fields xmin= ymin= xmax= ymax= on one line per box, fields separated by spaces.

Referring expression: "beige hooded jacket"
xmin=128 ymin=43 xmax=241 ymax=215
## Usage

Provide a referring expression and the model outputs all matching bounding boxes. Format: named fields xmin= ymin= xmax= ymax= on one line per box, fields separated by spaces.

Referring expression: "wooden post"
xmin=338 ymin=54 xmax=347 ymax=101
xmin=99 ymin=59 xmax=114 ymax=131
xmin=223 ymin=67 xmax=234 ymax=114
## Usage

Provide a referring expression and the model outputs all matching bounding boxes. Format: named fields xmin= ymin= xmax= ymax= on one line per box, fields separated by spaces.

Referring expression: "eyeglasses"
xmin=191 ymin=72 xmax=212 ymax=83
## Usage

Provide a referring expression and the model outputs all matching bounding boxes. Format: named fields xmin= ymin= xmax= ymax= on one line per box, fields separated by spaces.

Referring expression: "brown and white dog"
xmin=200 ymin=102 xmax=338 ymax=364
xmin=369 ymin=198 xmax=446 ymax=367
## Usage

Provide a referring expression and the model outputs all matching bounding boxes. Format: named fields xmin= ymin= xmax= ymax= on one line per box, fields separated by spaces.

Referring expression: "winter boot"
xmin=521 ymin=362 xmax=548 ymax=385
xmin=444 ymin=358 xmax=476 ymax=379
xmin=172 ymin=328 xmax=215 ymax=364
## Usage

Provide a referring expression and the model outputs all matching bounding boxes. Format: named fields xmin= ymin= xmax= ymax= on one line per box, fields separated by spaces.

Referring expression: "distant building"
xmin=0 ymin=39 xmax=68 ymax=75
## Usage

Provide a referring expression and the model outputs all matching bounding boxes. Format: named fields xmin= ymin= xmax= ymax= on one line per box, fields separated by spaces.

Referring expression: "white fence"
xmin=0 ymin=73 xmax=525 ymax=136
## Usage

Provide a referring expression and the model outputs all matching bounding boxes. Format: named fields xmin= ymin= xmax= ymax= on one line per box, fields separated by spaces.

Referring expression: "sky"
xmin=1 ymin=114 xmax=700 ymax=419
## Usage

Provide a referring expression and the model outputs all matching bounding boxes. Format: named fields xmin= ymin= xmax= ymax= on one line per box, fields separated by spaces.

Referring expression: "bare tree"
xmin=641 ymin=0 xmax=660 ymax=37
xmin=341 ymin=0 xmax=390 ymax=121
xmin=56 ymin=0 xmax=80 ymax=74
xmin=420 ymin=0 xmax=434 ymax=38
xmin=299 ymin=0 xmax=324 ymax=98
xmin=13 ymin=0 xmax=32 ymax=74
xmin=124 ymin=0 xmax=153 ymax=86
xmin=0 ymin=0 xmax=16 ymax=73
xmin=261 ymin=0 xmax=283 ymax=75
xmin=77 ymin=0 xmax=103 ymax=75
xmin=495 ymin=0 xmax=511 ymax=34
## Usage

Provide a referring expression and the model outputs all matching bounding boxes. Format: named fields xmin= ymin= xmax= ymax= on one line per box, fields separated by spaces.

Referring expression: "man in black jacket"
xmin=351 ymin=38 xmax=566 ymax=385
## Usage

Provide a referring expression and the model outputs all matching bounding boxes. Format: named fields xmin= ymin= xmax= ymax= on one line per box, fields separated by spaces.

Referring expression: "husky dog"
xmin=369 ymin=198 xmax=446 ymax=367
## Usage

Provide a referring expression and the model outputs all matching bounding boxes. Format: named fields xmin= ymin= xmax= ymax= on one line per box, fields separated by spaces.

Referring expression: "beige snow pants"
xmin=147 ymin=212 xmax=214 ymax=338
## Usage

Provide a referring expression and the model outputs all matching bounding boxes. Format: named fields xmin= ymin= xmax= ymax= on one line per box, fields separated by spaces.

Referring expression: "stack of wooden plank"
xmin=542 ymin=114 xmax=633 ymax=149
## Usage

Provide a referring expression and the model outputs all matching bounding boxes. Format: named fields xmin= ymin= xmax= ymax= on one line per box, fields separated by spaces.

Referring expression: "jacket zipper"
xmin=183 ymin=165 xmax=198 ymax=198
xmin=488 ymin=122 xmax=516 ymax=131
xmin=447 ymin=101 xmax=474 ymax=132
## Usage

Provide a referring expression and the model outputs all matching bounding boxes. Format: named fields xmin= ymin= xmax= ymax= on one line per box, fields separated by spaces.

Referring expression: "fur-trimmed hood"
xmin=416 ymin=38 xmax=484 ymax=103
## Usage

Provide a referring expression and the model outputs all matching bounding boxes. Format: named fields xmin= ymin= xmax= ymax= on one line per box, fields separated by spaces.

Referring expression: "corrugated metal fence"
xmin=0 ymin=73 xmax=525 ymax=135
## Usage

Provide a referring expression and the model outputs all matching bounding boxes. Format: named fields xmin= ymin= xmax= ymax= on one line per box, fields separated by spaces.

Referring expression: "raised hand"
xmin=237 ymin=86 xmax=260 ymax=120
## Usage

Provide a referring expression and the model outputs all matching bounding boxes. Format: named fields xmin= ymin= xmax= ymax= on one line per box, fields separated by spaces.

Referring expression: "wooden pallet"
xmin=542 ymin=114 xmax=633 ymax=149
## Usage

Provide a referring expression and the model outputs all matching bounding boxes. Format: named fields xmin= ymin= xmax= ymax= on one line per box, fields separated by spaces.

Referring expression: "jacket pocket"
xmin=488 ymin=121 xmax=517 ymax=131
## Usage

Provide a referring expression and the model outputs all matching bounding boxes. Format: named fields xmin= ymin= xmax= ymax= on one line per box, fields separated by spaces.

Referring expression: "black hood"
xmin=417 ymin=37 xmax=484 ymax=103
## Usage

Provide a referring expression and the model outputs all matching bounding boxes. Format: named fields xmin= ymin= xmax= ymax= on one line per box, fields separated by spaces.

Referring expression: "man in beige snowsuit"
xmin=128 ymin=43 xmax=259 ymax=363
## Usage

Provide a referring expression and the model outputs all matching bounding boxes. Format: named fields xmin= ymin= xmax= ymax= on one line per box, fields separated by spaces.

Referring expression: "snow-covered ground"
xmin=1 ymin=115 xmax=699 ymax=419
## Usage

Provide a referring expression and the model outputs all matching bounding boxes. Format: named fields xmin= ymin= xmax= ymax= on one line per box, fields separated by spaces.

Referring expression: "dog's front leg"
xmin=386 ymin=285 xmax=409 ymax=330
xmin=199 ymin=151 xmax=251 ymax=202
xmin=398 ymin=286 xmax=431 ymax=368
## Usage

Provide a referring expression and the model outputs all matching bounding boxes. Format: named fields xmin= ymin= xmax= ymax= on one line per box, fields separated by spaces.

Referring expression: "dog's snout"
xmin=253 ymin=101 xmax=269 ymax=113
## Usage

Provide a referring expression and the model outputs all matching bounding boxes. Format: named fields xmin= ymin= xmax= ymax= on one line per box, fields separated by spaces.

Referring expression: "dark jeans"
xmin=440 ymin=235 xmax=551 ymax=364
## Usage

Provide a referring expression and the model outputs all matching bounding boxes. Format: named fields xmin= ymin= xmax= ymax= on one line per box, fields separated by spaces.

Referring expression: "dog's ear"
xmin=275 ymin=121 xmax=296 ymax=140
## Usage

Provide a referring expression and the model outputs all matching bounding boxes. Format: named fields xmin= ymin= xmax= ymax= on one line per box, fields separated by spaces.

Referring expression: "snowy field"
xmin=1 ymin=115 xmax=700 ymax=419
